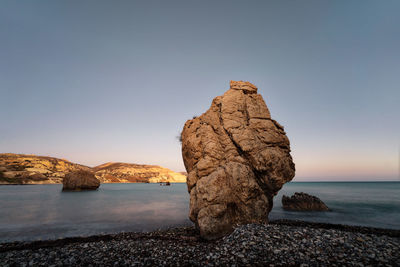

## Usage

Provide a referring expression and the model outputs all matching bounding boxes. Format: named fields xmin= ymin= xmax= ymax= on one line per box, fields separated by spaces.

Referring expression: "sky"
xmin=0 ymin=1 xmax=399 ymax=181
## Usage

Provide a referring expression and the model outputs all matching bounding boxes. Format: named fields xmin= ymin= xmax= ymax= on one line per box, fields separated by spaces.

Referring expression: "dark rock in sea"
xmin=181 ymin=80 xmax=295 ymax=240
xmin=62 ymin=170 xmax=100 ymax=191
xmin=282 ymin=192 xmax=329 ymax=211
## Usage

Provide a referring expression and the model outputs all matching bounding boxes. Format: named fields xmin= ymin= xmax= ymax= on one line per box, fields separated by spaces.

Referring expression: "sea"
xmin=0 ymin=182 xmax=399 ymax=243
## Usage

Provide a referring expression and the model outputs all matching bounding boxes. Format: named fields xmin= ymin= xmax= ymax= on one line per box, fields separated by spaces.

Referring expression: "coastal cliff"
xmin=93 ymin=162 xmax=187 ymax=183
xmin=0 ymin=153 xmax=90 ymax=184
xmin=0 ymin=153 xmax=186 ymax=184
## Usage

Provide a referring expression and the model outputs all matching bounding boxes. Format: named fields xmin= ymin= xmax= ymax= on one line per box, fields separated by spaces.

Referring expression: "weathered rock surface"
xmin=282 ymin=192 xmax=329 ymax=211
xmin=0 ymin=153 xmax=91 ymax=184
xmin=93 ymin=162 xmax=186 ymax=183
xmin=181 ymin=80 xmax=295 ymax=239
xmin=62 ymin=170 xmax=100 ymax=191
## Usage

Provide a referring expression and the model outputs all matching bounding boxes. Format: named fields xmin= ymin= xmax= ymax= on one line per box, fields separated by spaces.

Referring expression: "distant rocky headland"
xmin=0 ymin=153 xmax=186 ymax=185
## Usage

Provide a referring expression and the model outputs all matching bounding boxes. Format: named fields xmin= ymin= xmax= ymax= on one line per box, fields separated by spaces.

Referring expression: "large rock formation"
xmin=282 ymin=192 xmax=329 ymax=211
xmin=93 ymin=162 xmax=187 ymax=183
xmin=181 ymin=80 xmax=295 ymax=239
xmin=62 ymin=170 xmax=100 ymax=191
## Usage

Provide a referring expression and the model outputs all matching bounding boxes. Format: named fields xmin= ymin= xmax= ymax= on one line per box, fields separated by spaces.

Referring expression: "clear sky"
xmin=1 ymin=1 xmax=399 ymax=181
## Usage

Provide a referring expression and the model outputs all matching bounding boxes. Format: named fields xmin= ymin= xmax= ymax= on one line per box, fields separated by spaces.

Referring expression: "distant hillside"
xmin=93 ymin=162 xmax=186 ymax=183
xmin=0 ymin=153 xmax=90 ymax=184
xmin=0 ymin=153 xmax=187 ymax=184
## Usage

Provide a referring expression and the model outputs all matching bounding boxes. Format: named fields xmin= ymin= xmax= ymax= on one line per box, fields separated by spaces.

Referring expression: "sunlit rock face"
xmin=181 ymin=81 xmax=295 ymax=240
xmin=0 ymin=154 xmax=187 ymax=184
xmin=0 ymin=153 xmax=91 ymax=184
xmin=93 ymin=162 xmax=187 ymax=183
xmin=62 ymin=170 xmax=100 ymax=191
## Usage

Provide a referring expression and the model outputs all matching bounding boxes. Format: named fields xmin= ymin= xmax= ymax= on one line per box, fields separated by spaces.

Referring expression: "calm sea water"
xmin=0 ymin=182 xmax=399 ymax=242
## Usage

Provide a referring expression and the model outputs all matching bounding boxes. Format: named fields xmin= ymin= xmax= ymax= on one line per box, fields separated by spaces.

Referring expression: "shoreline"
xmin=269 ymin=219 xmax=400 ymax=237
xmin=1 ymin=220 xmax=399 ymax=252
xmin=1 ymin=220 xmax=399 ymax=266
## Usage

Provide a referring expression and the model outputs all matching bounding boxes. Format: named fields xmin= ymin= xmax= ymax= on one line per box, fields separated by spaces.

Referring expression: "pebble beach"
xmin=1 ymin=220 xmax=399 ymax=266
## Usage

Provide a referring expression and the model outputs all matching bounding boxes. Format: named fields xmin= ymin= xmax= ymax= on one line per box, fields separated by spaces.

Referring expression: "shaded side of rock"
xmin=181 ymin=80 xmax=295 ymax=240
xmin=282 ymin=192 xmax=329 ymax=211
xmin=62 ymin=170 xmax=100 ymax=191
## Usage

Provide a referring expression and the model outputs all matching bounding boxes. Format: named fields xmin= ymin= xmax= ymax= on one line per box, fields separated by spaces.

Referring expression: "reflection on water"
xmin=0 ymin=182 xmax=399 ymax=243
xmin=0 ymin=184 xmax=191 ymax=242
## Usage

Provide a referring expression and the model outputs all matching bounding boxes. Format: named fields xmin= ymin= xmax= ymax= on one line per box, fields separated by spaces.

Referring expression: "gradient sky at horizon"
xmin=1 ymin=1 xmax=399 ymax=181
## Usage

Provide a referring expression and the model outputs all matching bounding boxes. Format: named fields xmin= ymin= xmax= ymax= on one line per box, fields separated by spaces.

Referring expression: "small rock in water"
xmin=282 ymin=192 xmax=329 ymax=211
xmin=62 ymin=170 xmax=100 ymax=191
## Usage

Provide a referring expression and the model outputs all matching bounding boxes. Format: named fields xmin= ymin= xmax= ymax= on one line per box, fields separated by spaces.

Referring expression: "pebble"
xmin=0 ymin=223 xmax=399 ymax=266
